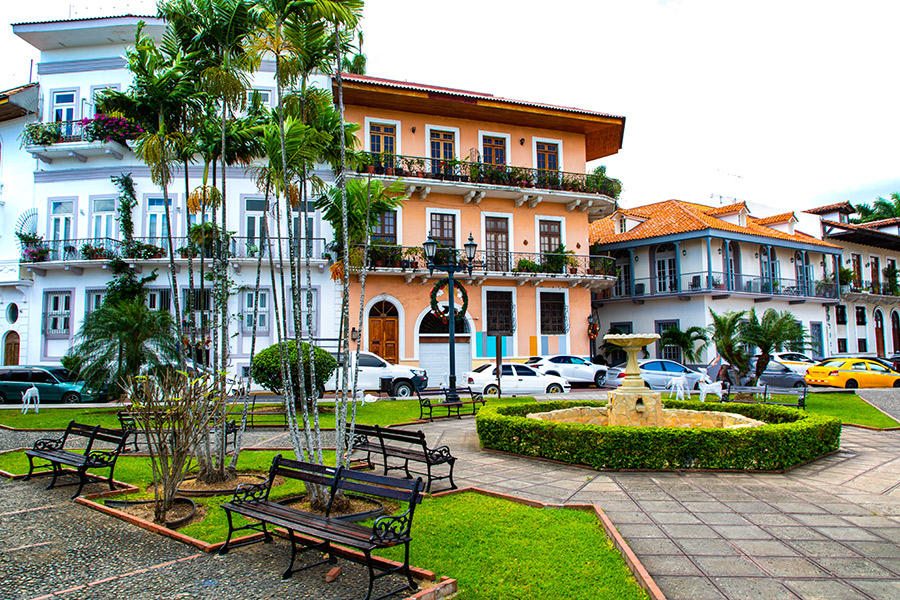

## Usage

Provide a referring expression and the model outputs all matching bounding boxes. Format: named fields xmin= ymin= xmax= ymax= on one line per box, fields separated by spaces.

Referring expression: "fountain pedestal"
xmin=605 ymin=334 xmax=665 ymax=427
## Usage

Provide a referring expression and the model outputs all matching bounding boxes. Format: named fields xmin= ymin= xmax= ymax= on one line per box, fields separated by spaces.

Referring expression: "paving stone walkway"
xmin=5 ymin=393 xmax=900 ymax=599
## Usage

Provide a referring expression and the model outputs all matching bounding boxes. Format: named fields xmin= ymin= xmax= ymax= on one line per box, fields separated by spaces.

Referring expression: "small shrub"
xmin=252 ymin=341 xmax=337 ymax=406
xmin=475 ymin=400 xmax=841 ymax=471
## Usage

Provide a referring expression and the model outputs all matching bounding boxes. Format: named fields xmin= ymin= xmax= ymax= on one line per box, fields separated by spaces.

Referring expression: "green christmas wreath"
xmin=429 ymin=278 xmax=468 ymax=324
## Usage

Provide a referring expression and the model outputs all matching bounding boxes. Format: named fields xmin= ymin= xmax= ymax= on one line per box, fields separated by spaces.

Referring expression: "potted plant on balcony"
xmin=542 ymin=244 xmax=574 ymax=274
xmin=79 ymin=114 xmax=144 ymax=146
xmin=21 ymin=122 xmax=62 ymax=146
xmin=22 ymin=245 xmax=49 ymax=262
xmin=514 ymin=258 xmax=541 ymax=273
xmin=403 ymin=246 xmax=423 ymax=269
xmin=80 ymin=243 xmax=113 ymax=260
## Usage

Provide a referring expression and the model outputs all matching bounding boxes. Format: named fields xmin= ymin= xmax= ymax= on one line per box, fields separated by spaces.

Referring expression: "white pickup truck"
xmin=324 ymin=351 xmax=427 ymax=397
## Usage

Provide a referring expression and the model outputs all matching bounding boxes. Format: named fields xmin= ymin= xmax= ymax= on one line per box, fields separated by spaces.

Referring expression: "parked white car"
xmin=767 ymin=352 xmax=816 ymax=375
xmin=464 ymin=363 xmax=571 ymax=396
xmin=525 ymin=355 xmax=607 ymax=387
xmin=608 ymin=359 xmax=710 ymax=390
xmin=324 ymin=352 xmax=427 ymax=397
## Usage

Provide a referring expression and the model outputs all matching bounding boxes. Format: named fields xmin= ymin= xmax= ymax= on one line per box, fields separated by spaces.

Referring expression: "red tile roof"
xmin=857 ymin=217 xmax=900 ymax=228
xmin=803 ymin=201 xmax=855 ymax=215
xmin=591 ymin=199 xmax=839 ymax=248
xmin=704 ymin=202 xmax=748 ymax=216
xmin=755 ymin=212 xmax=797 ymax=225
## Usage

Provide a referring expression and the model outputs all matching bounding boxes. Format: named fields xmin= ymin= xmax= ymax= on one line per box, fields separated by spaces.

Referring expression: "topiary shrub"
xmin=475 ymin=400 xmax=841 ymax=471
xmin=252 ymin=341 xmax=337 ymax=408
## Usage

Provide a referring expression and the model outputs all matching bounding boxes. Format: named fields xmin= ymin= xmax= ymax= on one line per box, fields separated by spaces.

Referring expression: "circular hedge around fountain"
xmin=475 ymin=400 xmax=842 ymax=471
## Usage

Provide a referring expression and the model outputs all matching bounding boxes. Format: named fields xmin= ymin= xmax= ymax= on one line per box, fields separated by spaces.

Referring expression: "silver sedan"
xmin=608 ymin=359 xmax=710 ymax=390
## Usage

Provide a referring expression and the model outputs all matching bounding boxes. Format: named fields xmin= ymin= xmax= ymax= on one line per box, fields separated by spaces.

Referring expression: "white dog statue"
xmin=665 ymin=375 xmax=690 ymax=401
xmin=21 ymin=385 xmax=40 ymax=414
xmin=698 ymin=380 xmax=723 ymax=403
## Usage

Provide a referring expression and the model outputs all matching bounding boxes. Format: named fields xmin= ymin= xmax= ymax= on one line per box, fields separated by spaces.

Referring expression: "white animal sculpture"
xmin=698 ymin=380 xmax=723 ymax=403
xmin=665 ymin=375 xmax=690 ymax=401
xmin=21 ymin=385 xmax=40 ymax=415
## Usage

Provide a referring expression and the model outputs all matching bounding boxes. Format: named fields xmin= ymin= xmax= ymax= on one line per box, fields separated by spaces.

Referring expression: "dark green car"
xmin=0 ymin=366 xmax=96 ymax=403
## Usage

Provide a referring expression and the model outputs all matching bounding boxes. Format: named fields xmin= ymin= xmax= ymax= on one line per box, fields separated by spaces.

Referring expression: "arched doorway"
xmin=368 ymin=301 xmax=399 ymax=364
xmin=875 ymin=310 xmax=885 ymax=356
xmin=892 ymin=311 xmax=900 ymax=354
xmin=417 ymin=310 xmax=471 ymax=388
xmin=3 ymin=331 xmax=19 ymax=366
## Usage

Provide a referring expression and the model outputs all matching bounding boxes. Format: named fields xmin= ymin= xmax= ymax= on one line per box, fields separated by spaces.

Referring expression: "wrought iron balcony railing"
xmin=355 ymin=151 xmax=620 ymax=197
xmin=349 ymin=243 xmax=616 ymax=277
xmin=20 ymin=236 xmax=327 ymax=263
xmin=597 ymin=270 xmax=838 ymax=300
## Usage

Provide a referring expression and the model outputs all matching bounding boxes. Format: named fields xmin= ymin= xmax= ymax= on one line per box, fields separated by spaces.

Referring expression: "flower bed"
xmin=475 ymin=400 xmax=842 ymax=471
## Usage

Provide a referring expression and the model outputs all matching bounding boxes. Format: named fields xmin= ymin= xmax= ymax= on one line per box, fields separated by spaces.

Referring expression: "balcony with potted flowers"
xmin=23 ymin=114 xmax=143 ymax=164
xmin=348 ymin=242 xmax=617 ymax=290
xmin=351 ymin=152 xmax=620 ymax=221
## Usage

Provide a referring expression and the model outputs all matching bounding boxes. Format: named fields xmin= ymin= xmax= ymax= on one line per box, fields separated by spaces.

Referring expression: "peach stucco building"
xmin=335 ymin=75 xmax=625 ymax=386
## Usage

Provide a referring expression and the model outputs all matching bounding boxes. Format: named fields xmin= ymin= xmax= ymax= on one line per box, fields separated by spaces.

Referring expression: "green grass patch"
xmin=376 ymin=492 xmax=648 ymax=600
xmin=0 ymin=397 xmax=537 ymax=431
xmin=805 ymin=392 xmax=899 ymax=428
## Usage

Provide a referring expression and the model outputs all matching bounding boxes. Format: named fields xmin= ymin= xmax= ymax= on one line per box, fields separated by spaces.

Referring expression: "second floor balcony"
xmin=595 ymin=270 xmax=838 ymax=303
xmin=842 ymin=279 xmax=900 ymax=304
xmin=23 ymin=117 xmax=141 ymax=163
xmin=352 ymin=152 xmax=618 ymax=216
xmin=347 ymin=243 xmax=616 ymax=288
xmin=20 ymin=236 xmax=327 ymax=275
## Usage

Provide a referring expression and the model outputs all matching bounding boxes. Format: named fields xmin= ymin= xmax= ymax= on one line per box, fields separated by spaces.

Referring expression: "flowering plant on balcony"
xmin=21 ymin=122 xmax=62 ymax=146
xmin=78 ymin=114 xmax=144 ymax=145
xmin=23 ymin=245 xmax=49 ymax=262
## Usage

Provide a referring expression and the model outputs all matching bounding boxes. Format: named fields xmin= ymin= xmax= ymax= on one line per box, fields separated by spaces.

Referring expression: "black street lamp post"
xmin=424 ymin=232 xmax=477 ymax=403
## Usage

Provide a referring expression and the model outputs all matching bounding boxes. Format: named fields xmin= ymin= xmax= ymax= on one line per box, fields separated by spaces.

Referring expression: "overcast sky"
xmin=2 ymin=0 xmax=899 ymax=212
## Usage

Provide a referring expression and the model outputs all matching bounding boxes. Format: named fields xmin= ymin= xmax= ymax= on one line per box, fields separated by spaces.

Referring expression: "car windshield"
xmin=820 ymin=359 xmax=845 ymax=368
xmin=48 ymin=368 xmax=76 ymax=382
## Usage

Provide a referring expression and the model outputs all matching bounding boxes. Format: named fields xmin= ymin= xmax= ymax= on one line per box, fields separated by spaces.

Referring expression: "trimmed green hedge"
xmin=475 ymin=400 xmax=842 ymax=471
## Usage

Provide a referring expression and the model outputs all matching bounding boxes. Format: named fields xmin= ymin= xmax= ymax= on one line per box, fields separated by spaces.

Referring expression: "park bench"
xmin=415 ymin=386 xmax=485 ymax=421
xmin=117 ymin=411 xmax=238 ymax=452
xmin=220 ymin=455 xmax=424 ymax=600
xmin=24 ymin=420 xmax=129 ymax=498
xmin=227 ymin=393 xmax=287 ymax=428
xmin=722 ymin=383 xmax=807 ymax=410
xmin=347 ymin=423 xmax=457 ymax=493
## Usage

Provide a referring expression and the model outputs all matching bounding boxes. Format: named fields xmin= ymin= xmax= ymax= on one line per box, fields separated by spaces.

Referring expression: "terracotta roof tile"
xmin=857 ymin=217 xmax=900 ymax=228
xmin=754 ymin=212 xmax=797 ymax=225
xmin=590 ymin=199 xmax=839 ymax=248
xmin=703 ymin=202 xmax=748 ymax=216
xmin=804 ymin=201 xmax=855 ymax=215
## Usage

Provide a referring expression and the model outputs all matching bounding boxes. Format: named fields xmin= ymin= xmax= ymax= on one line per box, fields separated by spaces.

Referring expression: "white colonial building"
xmin=0 ymin=15 xmax=339 ymax=376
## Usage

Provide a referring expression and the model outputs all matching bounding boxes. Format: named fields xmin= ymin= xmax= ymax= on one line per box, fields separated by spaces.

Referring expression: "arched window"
xmin=419 ymin=311 xmax=470 ymax=334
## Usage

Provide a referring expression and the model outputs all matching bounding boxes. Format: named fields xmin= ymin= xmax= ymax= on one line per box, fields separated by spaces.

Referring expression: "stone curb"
xmin=430 ymin=486 xmax=666 ymax=600
xmin=75 ymin=489 xmax=456 ymax=600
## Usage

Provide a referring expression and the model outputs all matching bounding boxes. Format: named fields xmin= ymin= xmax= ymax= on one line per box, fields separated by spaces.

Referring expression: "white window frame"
xmin=425 ymin=207 xmax=462 ymax=249
xmin=85 ymin=289 xmax=106 ymax=314
xmin=88 ymin=195 xmax=117 ymax=241
xmin=242 ymin=289 xmax=270 ymax=334
xmin=534 ymin=215 xmax=566 ymax=253
xmin=425 ymin=124 xmax=461 ymax=161
xmin=477 ymin=130 xmax=512 ymax=165
xmin=146 ymin=288 xmax=172 ymax=312
xmin=364 ymin=117 xmax=402 ymax=155
xmin=47 ymin=197 xmax=77 ymax=243
xmin=49 ymin=88 xmax=79 ymax=123
xmin=43 ymin=290 xmax=73 ymax=339
xmin=535 ymin=288 xmax=570 ymax=349
xmin=144 ymin=194 xmax=176 ymax=242
xmin=532 ymin=136 xmax=564 ymax=171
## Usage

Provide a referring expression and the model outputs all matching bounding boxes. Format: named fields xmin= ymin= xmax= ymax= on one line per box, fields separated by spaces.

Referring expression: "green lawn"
xmin=0 ymin=450 xmax=647 ymax=600
xmin=804 ymin=392 xmax=899 ymax=428
xmin=0 ymin=397 xmax=538 ymax=431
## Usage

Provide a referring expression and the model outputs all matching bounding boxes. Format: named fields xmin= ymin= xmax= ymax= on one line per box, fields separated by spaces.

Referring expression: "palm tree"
xmin=740 ymin=308 xmax=807 ymax=384
xmin=708 ymin=309 xmax=750 ymax=384
xmin=74 ymin=300 xmax=180 ymax=393
xmin=659 ymin=325 xmax=709 ymax=365
xmin=853 ymin=193 xmax=900 ymax=223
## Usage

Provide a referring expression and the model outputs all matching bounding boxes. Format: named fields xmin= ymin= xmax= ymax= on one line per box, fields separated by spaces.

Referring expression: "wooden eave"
xmin=337 ymin=82 xmax=625 ymax=161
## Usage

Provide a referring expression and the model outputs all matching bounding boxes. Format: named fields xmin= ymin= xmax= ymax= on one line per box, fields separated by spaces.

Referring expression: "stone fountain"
xmin=604 ymin=333 xmax=665 ymax=427
xmin=526 ymin=333 xmax=765 ymax=430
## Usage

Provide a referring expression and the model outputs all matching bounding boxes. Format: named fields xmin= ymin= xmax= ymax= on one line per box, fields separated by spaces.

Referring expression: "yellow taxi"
xmin=804 ymin=358 xmax=900 ymax=389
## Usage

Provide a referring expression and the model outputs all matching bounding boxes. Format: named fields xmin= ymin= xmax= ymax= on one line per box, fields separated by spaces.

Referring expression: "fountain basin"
xmin=526 ymin=406 xmax=765 ymax=429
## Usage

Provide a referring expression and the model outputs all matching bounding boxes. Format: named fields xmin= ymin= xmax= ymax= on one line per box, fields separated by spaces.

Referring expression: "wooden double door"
xmin=368 ymin=301 xmax=399 ymax=364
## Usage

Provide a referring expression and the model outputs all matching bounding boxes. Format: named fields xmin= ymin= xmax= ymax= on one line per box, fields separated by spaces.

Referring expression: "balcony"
xmin=20 ymin=237 xmax=327 ymax=276
xmin=842 ymin=280 xmax=900 ymax=304
xmin=594 ymin=270 xmax=839 ymax=304
xmin=347 ymin=243 xmax=616 ymax=289
xmin=24 ymin=120 xmax=133 ymax=164
xmin=351 ymin=152 xmax=617 ymax=218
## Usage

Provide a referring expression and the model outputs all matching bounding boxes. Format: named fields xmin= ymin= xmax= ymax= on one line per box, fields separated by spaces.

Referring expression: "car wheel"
xmin=392 ymin=381 xmax=413 ymax=398
xmin=484 ymin=384 xmax=500 ymax=396
xmin=793 ymin=381 xmax=806 ymax=389
xmin=546 ymin=383 xmax=564 ymax=394
xmin=594 ymin=372 xmax=605 ymax=388
xmin=893 ymin=379 xmax=900 ymax=388
xmin=317 ymin=385 xmax=325 ymax=399
xmin=0 ymin=391 xmax=6 ymax=403
xmin=62 ymin=392 xmax=80 ymax=404
xmin=845 ymin=379 xmax=858 ymax=389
